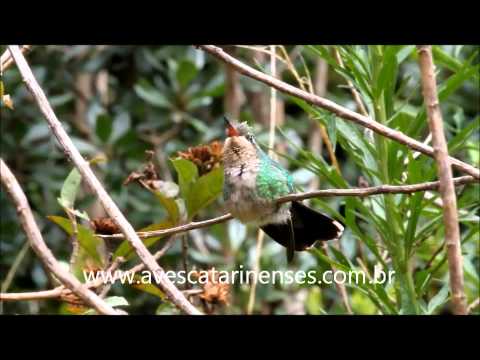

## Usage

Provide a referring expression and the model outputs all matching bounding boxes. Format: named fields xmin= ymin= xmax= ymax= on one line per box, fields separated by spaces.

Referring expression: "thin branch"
xmin=417 ymin=45 xmax=467 ymax=315
xmin=0 ymin=159 xmax=119 ymax=315
xmin=8 ymin=45 xmax=201 ymax=315
xmin=98 ymin=256 xmax=126 ymax=298
xmin=1 ymin=241 xmax=30 ymax=294
xmin=182 ymin=289 xmax=204 ymax=296
xmin=0 ymin=288 xmax=63 ymax=301
xmin=99 ymin=176 xmax=477 ymax=241
xmin=276 ymin=175 xmax=476 ymax=203
xmin=198 ymin=45 xmax=480 ymax=180
xmin=424 ymin=240 xmax=446 ymax=270
xmin=100 ymin=213 xmax=233 ymax=240
xmin=127 ymin=236 xmax=178 ymax=275
xmin=181 ymin=234 xmax=191 ymax=292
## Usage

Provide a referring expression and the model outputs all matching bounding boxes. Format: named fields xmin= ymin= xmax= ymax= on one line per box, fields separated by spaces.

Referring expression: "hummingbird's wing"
xmin=255 ymin=151 xmax=295 ymax=200
xmin=286 ymin=217 xmax=295 ymax=263
xmin=290 ymin=201 xmax=344 ymax=245
xmin=261 ymin=201 xmax=344 ymax=251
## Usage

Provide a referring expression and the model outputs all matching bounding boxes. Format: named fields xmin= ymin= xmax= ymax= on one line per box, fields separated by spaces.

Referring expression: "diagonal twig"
xmin=417 ymin=45 xmax=467 ymax=315
xmin=7 ymin=45 xmax=201 ymax=315
xmin=198 ymin=45 xmax=480 ymax=180
xmin=0 ymin=159 xmax=120 ymax=315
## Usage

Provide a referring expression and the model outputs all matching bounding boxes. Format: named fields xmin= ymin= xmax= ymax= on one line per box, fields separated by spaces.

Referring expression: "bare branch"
xmin=7 ymin=45 xmax=201 ymax=315
xmin=100 ymin=214 xmax=233 ymax=240
xmin=198 ymin=45 xmax=480 ymax=180
xmin=0 ymin=288 xmax=63 ymax=301
xmin=1 ymin=241 xmax=30 ymax=294
xmin=276 ymin=176 xmax=476 ymax=203
xmin=417 ymin=45 xmax=467 ymax=315
xmin=0 ymin=159 xmax=120 ymax=315
xmin=99 ymin=175 xmax=477 ymax=241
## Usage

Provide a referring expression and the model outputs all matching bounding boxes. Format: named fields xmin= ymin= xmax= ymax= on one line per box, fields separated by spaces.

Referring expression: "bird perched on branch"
xmin=222 ymin=117 xmax=344 ymax=263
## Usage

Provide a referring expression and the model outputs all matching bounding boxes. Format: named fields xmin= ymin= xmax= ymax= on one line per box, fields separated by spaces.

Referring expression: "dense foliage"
xmin=1 ymin=45 xmax=478 ymax=315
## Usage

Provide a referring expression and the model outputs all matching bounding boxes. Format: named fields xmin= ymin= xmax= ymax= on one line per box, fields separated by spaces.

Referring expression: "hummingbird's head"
xmin=223 ymin=117 xmax=258 ymax=166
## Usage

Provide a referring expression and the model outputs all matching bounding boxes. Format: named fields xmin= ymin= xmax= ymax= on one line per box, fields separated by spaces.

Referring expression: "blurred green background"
xmin=0 ymin=45 xmax=478 ymax=315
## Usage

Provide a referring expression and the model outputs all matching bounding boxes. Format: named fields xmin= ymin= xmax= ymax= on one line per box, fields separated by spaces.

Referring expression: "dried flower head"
xmin=177 ymin=141 xmax=223 ymax=176
xmin=61 ymin=290 xmax=81 ymax=304
xmin=90 ymin=217 xmax=120 ymax=235
xmin=123 ymin=150 xmax=164 ymax=192
xmin=191 ymin=268 xmax=230 ymax=306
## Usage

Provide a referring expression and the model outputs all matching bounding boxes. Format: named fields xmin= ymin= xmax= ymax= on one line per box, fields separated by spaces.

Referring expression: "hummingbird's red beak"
xmin=224 ymin=116 xmax=240 ymax=137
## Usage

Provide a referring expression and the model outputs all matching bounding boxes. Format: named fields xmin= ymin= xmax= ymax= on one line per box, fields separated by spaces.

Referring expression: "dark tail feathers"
xmin=261 ymin=201 xmax=344 ymax=253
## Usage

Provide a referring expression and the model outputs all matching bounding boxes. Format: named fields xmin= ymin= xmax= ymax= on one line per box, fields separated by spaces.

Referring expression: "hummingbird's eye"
xmin=246 ymin=134 xmax=254 ymax=143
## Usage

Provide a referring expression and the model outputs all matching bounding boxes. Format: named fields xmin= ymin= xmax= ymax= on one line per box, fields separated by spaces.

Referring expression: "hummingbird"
xmin=222 ymin=117 xmax=345 ymax=263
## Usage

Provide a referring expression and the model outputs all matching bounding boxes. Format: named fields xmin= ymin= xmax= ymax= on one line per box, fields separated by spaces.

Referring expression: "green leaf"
xmin=376 ymin=46 xmax=399 ymax=117
xmin=70 ymin=209 xmax=90 ymax=222
xmin=83 ymin=296 xmax=129 ymax=314
xmin=432 ymin=46 xmax=479 ymax=82
xmin=376 ymin=46 xmax=399 ymax=100
xmin=186 ymin=166 xmax=224 ymax=218
xmin=47 ymin=216 xmax=106 ymax=267
xmin=408 ymin=58 xmax=479 ymax=138
xmin=134 ymin=81 xmax=171 ymax=108
xmin=171 ymin=158 xmax=199 ymax=200
xmin=350 ymin=290 xmax=377 ymax=315
xmin=151 ymin=181 xmax=181 ymax=224
xmin=310 ymin=248 xmax=350 ymax=272
xmin=306 ymin=287 xmax=326 ymax=315
xmin=438 ymin=60 xmax=479 ymax=102
xmin=415 ymin=270 xmax=432 ymax=297
xmin=468 ymin=141 xmax=479 ymax=165
xmin=58 ymin=168 xmax=82 ymax=209
xmin=325 ymin=113 xmax=337 ymax=152
xmin=95 ymin=113 xmax=113 ymax=143
xmin=344 ymin=198 xmax=385 ymax=266
xmin=396 ymin=45 xmax=415 ymax=64
xmin=130 ymin=274 xmax=166 ymax=299
xmin=105 ymin=296 xmax=129 ymax=307
xmin=176 ymin=60 xmax=198 ymax=89
xmin=306 ymin=45 xmax=340 ymax=70
xmin=426 ymin=285 xmax=449 ymax=314
xmin=338 ymin=48 xmax=374 ymax=102
xmin=448 ymin=116 xmax=480 ymax=154
xmin=329 ymin=245 xmax=353 ymax=269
